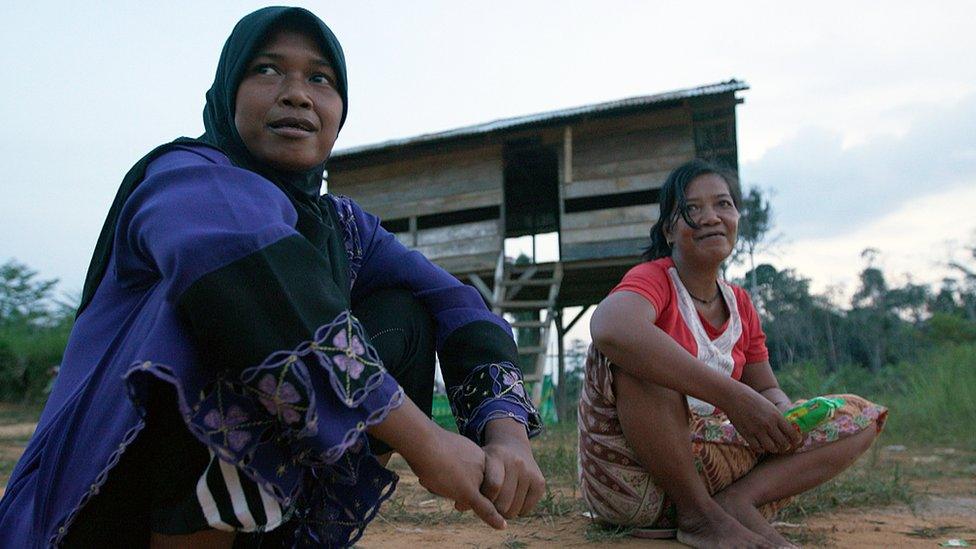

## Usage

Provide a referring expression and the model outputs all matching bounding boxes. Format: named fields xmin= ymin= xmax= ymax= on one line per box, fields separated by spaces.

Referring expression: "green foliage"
xmin=0 ymin=259 xmax=75 ymax=403
xmin=0 ymin=323 xmax=72 ymax=402
xmin=740 ymin=254 xmax=960 ymax=371
xmin=926 ymin=313 xmax=976 ymax=343
xmin=533 ymin=420 xmax=578 ymax=482
xmin=533 ymin=488 xmax=581 ymax=517
xmin=780 ymin=454 xmax=912 ymax=520
xmin=777 ymin=360 xmax=903 ymax=400
xmin=883 ymin=343 xmax=976 ymax=448
xmin=557 ymin=338 xmax=588 ymax=419
xmin=583 ymin=523 xmax=634 ymax=542
xmin=778 ymin=342 xmax=976 ymax=449
xmin=0 ymin=260 xmax=63 ymax=328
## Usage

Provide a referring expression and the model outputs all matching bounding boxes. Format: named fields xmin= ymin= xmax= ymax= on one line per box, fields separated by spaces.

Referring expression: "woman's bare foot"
xmin=676 ymin=505 xmax=777 ymax=549
xmin=713 ymin=491 xmax=797 ymax=548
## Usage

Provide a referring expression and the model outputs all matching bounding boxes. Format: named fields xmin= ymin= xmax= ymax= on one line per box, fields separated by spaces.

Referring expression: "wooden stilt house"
xmin=326 ymin=79 xmax=747 ymax=410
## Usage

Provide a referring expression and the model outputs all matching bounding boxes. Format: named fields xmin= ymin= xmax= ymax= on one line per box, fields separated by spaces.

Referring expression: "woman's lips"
xmin=696 ymin=233 xmax=725 ymax=241
xmin=267 ymin=117 xmax=318 ymax=138
xmin=268 ymin=125 xmax=315 ymax=139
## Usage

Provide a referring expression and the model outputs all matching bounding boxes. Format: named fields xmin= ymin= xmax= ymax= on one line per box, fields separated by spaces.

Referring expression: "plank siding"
xmin=557 ymin=116 xmax=695 ymax=212
xmin=573 ymin=125 xmax=693 ymax=169
xmin=429 ymin=252 xmax=499 ymax=274
xmin=558 ymin=117 xmax=689 ymax=245
xmin=560 ymin=204 xmax=659 ymax=230
xmin=358 ymin=189 xmax=501 ymax=221
xmin=416 ymin=220 xmax=500 ymax=245
xmin=562 ymin=237 xmax=647 ymax=262
xmin=563 ymin=171 xmax=665 ymax=199
xmin=561 ymin=221 xmax=652 ymax=245
xmin=568 ymin=152 xmax=693 ymax=185
xmin=403 ymin=220 xmax=502 ymax=270
xmin=414 ymin=236 xmax=500 ymax=259
xmin=328 ymin=145 xmax=504 ymax=220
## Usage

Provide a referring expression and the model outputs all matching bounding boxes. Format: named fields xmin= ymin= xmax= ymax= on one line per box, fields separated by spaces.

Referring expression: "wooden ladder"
xmin=490 ymin=252 xmax=563 ymax=405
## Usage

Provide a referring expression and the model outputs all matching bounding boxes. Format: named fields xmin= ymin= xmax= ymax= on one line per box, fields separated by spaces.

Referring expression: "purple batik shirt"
xmin=0 ymin=145 xmax=539 ymax=548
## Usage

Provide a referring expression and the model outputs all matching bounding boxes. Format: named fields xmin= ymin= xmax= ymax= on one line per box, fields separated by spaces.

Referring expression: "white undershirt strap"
xmin=667 ymin=268 xmax=742 ymax=415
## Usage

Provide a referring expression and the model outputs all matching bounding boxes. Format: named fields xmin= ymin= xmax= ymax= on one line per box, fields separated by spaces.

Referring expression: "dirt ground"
xmin=358 ymin=448 xmax=976 ymax=548
xmin=1 ymin=418 xmax=973 ymax=548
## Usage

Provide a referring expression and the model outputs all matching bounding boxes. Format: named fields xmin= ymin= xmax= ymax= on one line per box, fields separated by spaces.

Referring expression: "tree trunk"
xmin=749 ymin=247 xmax=757 ymax=296
xmin=823 ymin=313 xmax=838 ymax=373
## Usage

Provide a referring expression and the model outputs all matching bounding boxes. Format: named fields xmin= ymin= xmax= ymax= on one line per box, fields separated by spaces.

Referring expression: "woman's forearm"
xmin=596 ymin=325 xmax=745 ymax=409
xmin=760 ymin=387 xmax=792 ymax=411
xmin=591 ymin=292 xmax=746 ymax=410
xmin=366 ymin=395 xmax=438 ymax=463
xmin=740 ymin=361 xmax=792 ymax=412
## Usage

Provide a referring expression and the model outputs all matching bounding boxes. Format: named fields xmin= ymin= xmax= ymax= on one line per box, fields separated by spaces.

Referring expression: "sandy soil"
xmin=358 ymin=453 xmax=976 ymax=548
xmin=359 ymin=486 xmax=976 ymax=548
xmin=1 ymin=423 xmax=973 ymax=547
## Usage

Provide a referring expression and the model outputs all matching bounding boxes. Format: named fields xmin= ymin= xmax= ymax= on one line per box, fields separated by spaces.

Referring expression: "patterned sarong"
xmin=578 ymin=345 xmax=888 ymax=527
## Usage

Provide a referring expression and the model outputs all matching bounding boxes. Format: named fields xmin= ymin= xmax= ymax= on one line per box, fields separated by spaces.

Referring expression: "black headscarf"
xmin=77 ymin=6 xmax=348 ymax=316
xmin=199 ymin=6 xmax=348 ymax=199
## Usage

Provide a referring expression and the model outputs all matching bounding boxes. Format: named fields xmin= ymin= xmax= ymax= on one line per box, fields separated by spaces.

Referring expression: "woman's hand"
xmin=479 ymin=418 xmax=546 ymax=519
xmin=405 ymin=427 xmax=507 ymax=530
xmin=774 ymin=399 xmax=795 ymax=414
xmin=368 ymin=397 xmax=506 ymax=529
xmin=721 ymin=383 xmax=802 ymax=454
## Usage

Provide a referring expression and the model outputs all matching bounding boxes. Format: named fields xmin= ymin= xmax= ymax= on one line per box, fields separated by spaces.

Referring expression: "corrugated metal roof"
xmin=332 ymin=79 xmax=747 ymax=159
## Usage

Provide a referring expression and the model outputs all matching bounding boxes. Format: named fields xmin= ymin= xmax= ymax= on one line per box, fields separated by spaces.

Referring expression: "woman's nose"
xmin=699 ymin=206 xmax=721 ymax=225
xmin=278 ymin=78 xmax=312 ymax=109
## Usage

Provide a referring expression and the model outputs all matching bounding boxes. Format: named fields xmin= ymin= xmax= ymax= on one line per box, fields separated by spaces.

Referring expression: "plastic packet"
xmin=783 ymin=396 xmax=845 ymax=434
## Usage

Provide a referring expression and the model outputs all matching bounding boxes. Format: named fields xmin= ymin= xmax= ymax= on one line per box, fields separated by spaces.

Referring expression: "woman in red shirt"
xmin=580 ymin=160 xmax=886 ymax=548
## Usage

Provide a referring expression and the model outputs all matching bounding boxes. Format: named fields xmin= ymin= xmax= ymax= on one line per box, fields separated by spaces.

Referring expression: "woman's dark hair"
xmin=642 ymin=159 xmax=741 ymax=261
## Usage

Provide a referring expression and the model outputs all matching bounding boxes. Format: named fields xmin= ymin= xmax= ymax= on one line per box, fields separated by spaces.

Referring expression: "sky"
xmin=3 ymin=1 xmax=975 ymax=318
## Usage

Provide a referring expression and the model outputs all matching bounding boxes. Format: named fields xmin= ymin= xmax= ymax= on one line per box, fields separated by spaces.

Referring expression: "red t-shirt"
xmin=610 ymin=257 xmax=769 ymax=381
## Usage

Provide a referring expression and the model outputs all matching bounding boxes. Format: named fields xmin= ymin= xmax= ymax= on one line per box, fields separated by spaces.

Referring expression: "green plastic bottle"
xmin=783 ymin=396 xmax=846 ymax=434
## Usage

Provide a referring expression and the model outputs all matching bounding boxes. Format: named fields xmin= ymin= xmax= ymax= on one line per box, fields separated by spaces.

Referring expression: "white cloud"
xmin=749 ymin=183 xmax=976 ymax=300
xmin=742 ymin=93 xmax=976 ymax=241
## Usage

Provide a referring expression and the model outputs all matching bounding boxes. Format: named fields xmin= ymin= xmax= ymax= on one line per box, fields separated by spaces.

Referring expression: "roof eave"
xmin=331 ymin=79 xmax=748 ymax=162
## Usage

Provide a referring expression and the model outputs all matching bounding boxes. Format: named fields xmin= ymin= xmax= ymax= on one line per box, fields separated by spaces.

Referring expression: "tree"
xmin=849 ymin=249 xmax=890 ymax=372
xmin=0 ymin=260 xmax=60 ymax=327
xmin=729 ymin=187 xmax=774 ymax=295
xmin=744 ymin=263 xmax=818 ymax=367
xmin=947 ymin=232 xmax=976 ymax=321
xmin=888 ymin=279 xmax=930 ymax=325
xmin=929 ymin=278 xmax=963 ymax=316
xmin=0 ymin=259 xmax=74 ymax=401
xmin=558 ymin=338 xmax=589 ymax=419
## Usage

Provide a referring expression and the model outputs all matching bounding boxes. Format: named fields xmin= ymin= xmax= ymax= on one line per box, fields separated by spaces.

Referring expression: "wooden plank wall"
xmin=559 ymin=107 xmax=696 ymax=261
xmin=328 ymin=144 xmax=504 ymax=273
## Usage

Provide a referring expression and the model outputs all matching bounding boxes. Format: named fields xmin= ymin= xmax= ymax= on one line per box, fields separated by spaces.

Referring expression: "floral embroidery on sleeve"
xmin=123 ymin=308 xmax=403 ymax=548
xmin=327 ymin=194 xmax=363 ymax=289
xmin=447 ymin=361 xmax=543 ymax=443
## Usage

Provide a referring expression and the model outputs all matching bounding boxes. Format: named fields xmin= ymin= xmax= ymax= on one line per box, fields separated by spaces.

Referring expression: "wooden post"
xmin=559 ymin=126 xmax=572 ymax=259
xmin=562 ymin=126 xmax=573 ymax=186
xmin=555 ymin=308 xmax=566 ymax=421
xmin=408 ymin=216 xmax=418 ymax=247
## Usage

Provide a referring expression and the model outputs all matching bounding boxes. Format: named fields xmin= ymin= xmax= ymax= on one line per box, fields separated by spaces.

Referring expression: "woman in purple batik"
xmin=0 ymin=7 xmax=543 ymax=548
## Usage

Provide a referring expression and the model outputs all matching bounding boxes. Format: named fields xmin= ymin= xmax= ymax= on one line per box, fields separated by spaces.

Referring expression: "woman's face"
xmin=234 ymin=29 xmax=343 ymax=172
xmin=664 ymin=173 xmax=739 ymax=265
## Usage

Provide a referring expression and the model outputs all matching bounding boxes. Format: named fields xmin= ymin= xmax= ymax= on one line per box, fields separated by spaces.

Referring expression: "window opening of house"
xmin=502 ymin=139 xmax=561 ymax=264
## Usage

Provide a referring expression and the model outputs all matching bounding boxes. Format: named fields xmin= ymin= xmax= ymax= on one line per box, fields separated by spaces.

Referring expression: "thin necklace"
xmin=687 ymin=281 xmax=721 ymax=305
xmin=674 ymin=265 xmax=722 ymax=304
